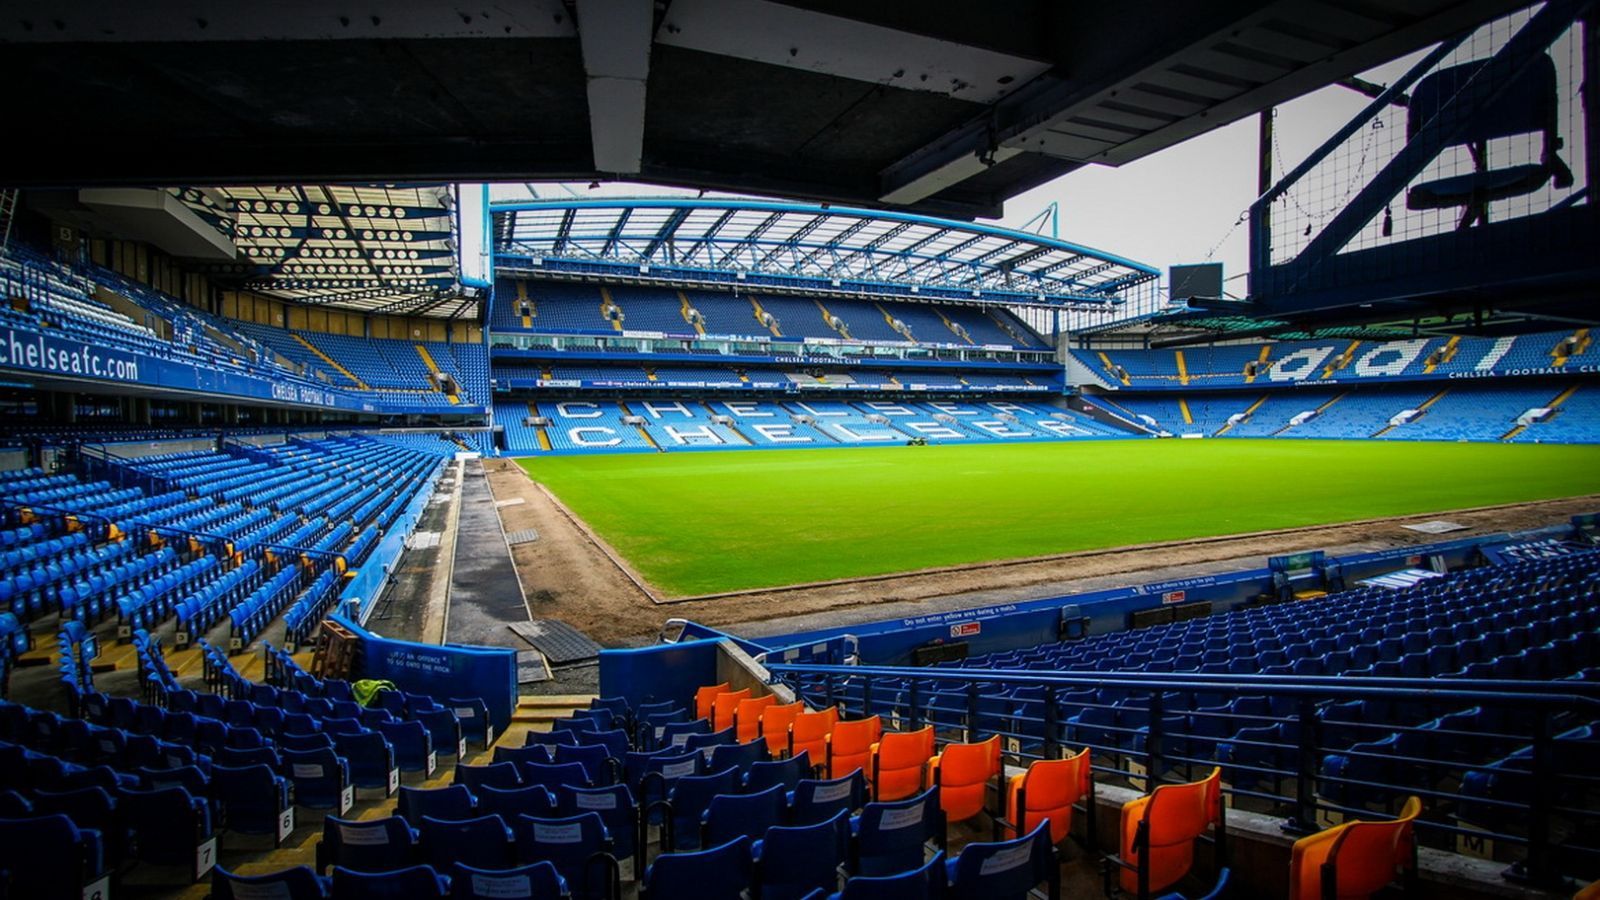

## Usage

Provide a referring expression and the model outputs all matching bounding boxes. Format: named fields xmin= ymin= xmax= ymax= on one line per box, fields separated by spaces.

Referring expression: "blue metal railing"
xmin=767 ymin=662 xmax=1599 ymax=889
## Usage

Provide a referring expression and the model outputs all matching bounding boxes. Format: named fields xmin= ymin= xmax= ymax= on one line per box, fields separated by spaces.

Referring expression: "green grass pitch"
xmin=520 ymin=440 xmax=1600 ymax=597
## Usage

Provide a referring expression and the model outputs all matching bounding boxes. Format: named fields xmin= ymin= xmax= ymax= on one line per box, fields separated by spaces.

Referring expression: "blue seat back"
xmin=448 ymin=861 xmax=565 ymax=900
xmin=558 ymin=783 xmax=638 ymax=863
xmin=213 ymin=864 xmax=327 ymax=900
xmin=836 ymin=850 xmax=947 ymax=900
xmin=397 ymin=785 xmax=475 ymax=828
xmin=792 ymin=771 xmax=865 ymax=826
xmin=320 ymin=816 xmax=417 ymax=874
xmin=330 ymin=864 xmax=449 ymax=900
xmin=754 ymin=808 xmax=849 ymax=900
xmin=511 ymin=812 xmax=613 ymax=900
xmin=703 ymin=783 xmax=786 ymax=848
xmin=645 ymin=835 xmax=751 ymax=900
xmin=419 ymin=813 xmax=515 ymax=870
xmin=946 ymin=823 xmax=1055 ymax=900
xmin=854 ymin=787 xmax=942 ymax=877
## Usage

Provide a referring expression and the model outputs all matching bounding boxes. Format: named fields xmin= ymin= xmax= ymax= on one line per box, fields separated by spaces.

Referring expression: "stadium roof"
xmin=181 ymin=185 xmax=478 ymax=319
xmin=493 ymin=198 xmax=1158 ymax=308
xmin=2 ymin=0 xmax=1525 ymax=219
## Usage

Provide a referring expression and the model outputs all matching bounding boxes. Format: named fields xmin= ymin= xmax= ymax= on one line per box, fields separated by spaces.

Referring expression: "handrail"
xmin=767 ymin=659 xmax=1599 ymax=888
xmin=765 ymin=662 xmax=1600 ymax=706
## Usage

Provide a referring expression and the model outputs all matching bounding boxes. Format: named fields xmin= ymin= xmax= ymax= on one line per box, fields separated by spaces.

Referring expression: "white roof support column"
xmin=576 ymin=0 xmax=654 ymax=175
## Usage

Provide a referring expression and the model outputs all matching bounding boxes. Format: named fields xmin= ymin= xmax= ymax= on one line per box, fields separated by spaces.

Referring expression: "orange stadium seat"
xmin=1110 ymin=766 xmax=1225 ymax=899
xmin=694 ymin=683 xmax=730 ymax=721
xmin=928 ymin=734 xmax=1001 ymax=823
xmin=711 ymin=688 xmax=751 ymax=732
xmin=826 ymin=715 xmax=882 ymax=779
xmin=1288 ymin=796 xmax=1421 ymax=900
xmin=732 ymin=694 xmax=778 ymax=744
xmin=870 ymin=725 xmax=935 ymax=802
xmin=788 ymin=707 xmax=838 ymax=764
xmin=1003 ymin=748 xmax=1092 ymax=846
xmin=759 ymin=702 xmax=805 ymax=757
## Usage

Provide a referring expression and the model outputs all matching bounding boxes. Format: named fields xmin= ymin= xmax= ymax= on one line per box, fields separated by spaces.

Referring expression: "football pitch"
xmin=519 ymin=440 xmax=1600 ymax=597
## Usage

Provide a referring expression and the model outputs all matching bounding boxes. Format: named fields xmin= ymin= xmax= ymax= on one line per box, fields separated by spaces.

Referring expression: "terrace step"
xmin=512 ymin=694 xmax=598 ymax=725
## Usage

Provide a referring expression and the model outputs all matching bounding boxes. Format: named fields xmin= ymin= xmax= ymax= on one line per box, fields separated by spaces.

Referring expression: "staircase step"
xmin=517 ymin=694 xmax=598 ymax=710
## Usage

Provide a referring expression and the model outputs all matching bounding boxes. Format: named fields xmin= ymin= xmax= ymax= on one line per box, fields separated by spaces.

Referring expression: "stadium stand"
xmin=502 ymin=398 xmax=1127 ymax=454
xmin=493 ymin=278 xmax=1050 ymax=353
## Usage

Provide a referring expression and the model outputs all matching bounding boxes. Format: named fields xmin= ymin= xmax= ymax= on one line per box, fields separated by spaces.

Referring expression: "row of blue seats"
xmin=215 ymin=792 xmax=1053 ymax=900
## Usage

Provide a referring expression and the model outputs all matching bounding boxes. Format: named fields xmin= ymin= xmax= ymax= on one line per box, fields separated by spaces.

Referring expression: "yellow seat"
xmin=825 ymin=715 xmax=882 ymax=780
xmin=1288 ymin=796 xmax=1421 ymax=900
xmin=1003 ymin=748 xmax=1091 ymax=844
xmin=1115 ymin=766 xmax=1225 ymax=898
xmin=928 ymin=734 xmax=1001 ymax=822
xmin=869 ymin=726 xmax=935 ymax=802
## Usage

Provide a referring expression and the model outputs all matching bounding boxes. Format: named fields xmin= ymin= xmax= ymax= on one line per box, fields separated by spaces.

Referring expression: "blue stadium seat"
xmin=944 ymin=823 xmax=1057 ymax=900
xmin=746 ymin=751 xmax=810 ymax=794
xmin=791 ymin=771 xmax=867 ymax=826
xmin=641 ymin=835 xmax=752 ymax=900
xmin=32 ymin=785 xmax=126 ymax=866
xmin=335 ymin=730 xmax=398 ymax=796
xmin=213 ymin=865 xmax=329 ymax=900
xmin=456 ymin=761 xmax=523 ymax=792
xmin=0 ymin=813 xmax=107 ymax=900
xmin=317 ymin=816 xmax=419 ymax=874
xmin=449 ymin=698 xmax=493 ymax=748
xmin=663 ymin=766 xmax=740 ymax=851
xmin=420 ymin=813 xmax=517 ymax=870
xmin=752 ymin=808 xmax=850 ymax=900
xmin=703 ymin=783 xmax=787 ymax=847
xmin=284 ymin=746 xmax=352 ymax=812
xmin=380 ymin=719 xmax=436 ymax=779
xmin=476 ymin=784 xmax=559 ymax=821
xmin=852 ymin=787 xmax=945 ymax=877
xmin=330 ymin=864 xmax=451 ymax=900
xmin=511 ymin=812 xmax=618 ymax=900
xmin=399 ymin=785 xmax=477 ymax=827
xmin=118 ymin=784 xmax=217 ymax=877
xmin=416 ymin=708 xmax=465 ymax=760
xmin=523 ymin=760 xmax=594 ymax=793
xmin=826 ymin=850 xmax=947 ymax=900
xmin=556 ymin=784 xmax=638 ymax=869
xmin=497 ymin=744 xmax=554 ymax=768
xmin=213 ymin=763 xmax=295 ymax=842
xmin=449 ymin=861 xmax=568 ymax=900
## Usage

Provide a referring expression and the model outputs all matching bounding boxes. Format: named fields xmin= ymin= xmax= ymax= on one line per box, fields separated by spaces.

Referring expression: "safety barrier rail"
xmin=766 ymin=662 xmax=1600 ymax=889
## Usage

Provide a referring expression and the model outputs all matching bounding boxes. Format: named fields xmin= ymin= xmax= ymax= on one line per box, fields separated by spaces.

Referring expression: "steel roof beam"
xmin=753 ymin=214 xmax=826 ymax=269
xmin=641 ymin=207 xmax=693 ymax=260
xmin=715 ymin=211 xmax=783 ymax=268
xmin=826 ymin=221 xmax=914 ymax=275
xmin=602 ymin=207 xmax=634 ymax=256
xmin=793 ymin=217 xmax=873 ymax=271
xmin=681 ymin=209 xmax=737 ymax=262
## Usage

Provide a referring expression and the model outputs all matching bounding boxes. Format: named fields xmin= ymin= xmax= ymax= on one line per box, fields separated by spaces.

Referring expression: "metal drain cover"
xmin=506 ymin=528 xmax=540 ymax=546
xmin=508 ymin=619 xmax=602 ymax=665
